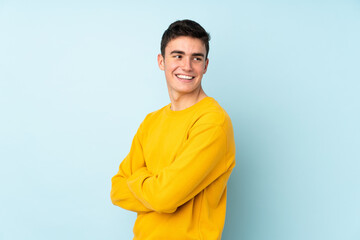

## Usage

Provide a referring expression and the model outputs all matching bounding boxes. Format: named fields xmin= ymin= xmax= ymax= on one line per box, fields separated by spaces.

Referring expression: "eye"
xmin=174 ymin=55 xmax=182 ymax=59
xmin=193 ymin=57 xmax=203 ymax=61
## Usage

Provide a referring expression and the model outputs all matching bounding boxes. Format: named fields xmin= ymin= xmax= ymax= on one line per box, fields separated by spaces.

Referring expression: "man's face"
xmin=158 ymin=36 xmax=209 ymax=97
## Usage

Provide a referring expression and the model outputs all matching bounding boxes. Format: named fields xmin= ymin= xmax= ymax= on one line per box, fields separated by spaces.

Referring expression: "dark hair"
xmin=161 ymin=19 xmax=211 ymax=59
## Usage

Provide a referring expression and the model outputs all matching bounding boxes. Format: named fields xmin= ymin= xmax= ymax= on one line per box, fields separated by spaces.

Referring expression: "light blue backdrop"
xmin=1 ymin=1 xmax=359 ymax=239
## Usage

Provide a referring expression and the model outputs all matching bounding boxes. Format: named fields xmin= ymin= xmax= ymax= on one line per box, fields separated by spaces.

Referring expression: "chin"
xmin=176 ymin=87 xmax=199 ymax=95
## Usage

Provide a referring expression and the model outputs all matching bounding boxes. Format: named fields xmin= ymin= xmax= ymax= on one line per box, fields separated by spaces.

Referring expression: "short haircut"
xmin=161 ymin=19 xmax=211 ymax=59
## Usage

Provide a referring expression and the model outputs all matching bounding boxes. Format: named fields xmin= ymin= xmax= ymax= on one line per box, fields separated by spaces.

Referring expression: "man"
xmin=111 ymin=19 xmax=236 ymax=240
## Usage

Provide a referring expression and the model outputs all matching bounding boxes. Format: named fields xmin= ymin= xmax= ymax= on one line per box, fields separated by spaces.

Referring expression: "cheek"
xmin=195 ymin=65 xmax=206 ymax=74
xmin=164 ymin=66 xmax=172 ymax=75
xmin=170 ymin=61 xmax=179 ymax=68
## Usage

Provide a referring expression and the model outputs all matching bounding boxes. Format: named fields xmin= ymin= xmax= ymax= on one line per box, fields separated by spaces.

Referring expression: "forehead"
xmin=165 ymin=36 xmax=206 ymax=55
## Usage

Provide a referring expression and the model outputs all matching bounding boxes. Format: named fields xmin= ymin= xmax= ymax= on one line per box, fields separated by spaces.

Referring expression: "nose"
xmin=181 ymin=57 xmax=192 ymax=71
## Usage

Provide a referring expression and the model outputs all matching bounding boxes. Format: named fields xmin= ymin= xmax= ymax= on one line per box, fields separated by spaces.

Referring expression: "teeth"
xmin=176 ymin=74 xmax=194 ymax=80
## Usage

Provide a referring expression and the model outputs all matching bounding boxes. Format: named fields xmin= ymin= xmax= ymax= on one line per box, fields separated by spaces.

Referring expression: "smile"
xmin=176 ymin=74 xmax=194 ymax=80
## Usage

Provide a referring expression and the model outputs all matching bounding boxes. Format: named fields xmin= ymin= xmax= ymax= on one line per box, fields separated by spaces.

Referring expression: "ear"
xmin=157 ymin=54 xmax=165 ymax=70
xmin=203 ymin=58 xmax=209 ymax=74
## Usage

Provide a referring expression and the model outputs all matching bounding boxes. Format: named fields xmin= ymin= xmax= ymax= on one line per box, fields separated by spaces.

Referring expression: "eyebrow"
xmin=170 ymin=50 xmax=205 ymax=58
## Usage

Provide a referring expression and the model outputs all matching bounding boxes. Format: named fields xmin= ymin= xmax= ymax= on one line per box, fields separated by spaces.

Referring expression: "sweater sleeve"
xmin=110 ymin=127 xmax=152 ymax=213
xmin=126 ymin=123 xmax=232 ymax=213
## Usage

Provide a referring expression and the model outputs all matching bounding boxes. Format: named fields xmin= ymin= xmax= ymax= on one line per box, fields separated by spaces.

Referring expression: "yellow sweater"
xmin=111 ymin=97 xmax=236 ymax=240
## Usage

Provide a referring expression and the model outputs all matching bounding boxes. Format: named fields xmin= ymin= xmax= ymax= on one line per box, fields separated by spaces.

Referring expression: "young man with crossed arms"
xmin=111 ymin=19 xmax=236 ymax=240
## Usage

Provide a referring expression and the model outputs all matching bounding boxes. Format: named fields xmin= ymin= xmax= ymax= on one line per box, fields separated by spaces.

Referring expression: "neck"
xmin=168 ymin=88 xmax=208 ymax=111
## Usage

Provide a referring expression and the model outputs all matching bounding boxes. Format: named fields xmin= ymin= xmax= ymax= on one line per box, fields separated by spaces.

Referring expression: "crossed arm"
xmin=110 ymin=130 xmax=152 ymax=213
xmin=110 ymin=123 xmax=230 ymax=213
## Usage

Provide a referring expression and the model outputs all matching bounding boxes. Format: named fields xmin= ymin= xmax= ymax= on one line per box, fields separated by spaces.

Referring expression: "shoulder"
xmin=144 ymin=104 xmax=168 ymax=121
xmin=192 ymin=98 xmax=236 ymax=158
xmin=137 ymin=104 xmax=169 ymax=132
xmin=193 ymin=97 xmax=232 ymax=128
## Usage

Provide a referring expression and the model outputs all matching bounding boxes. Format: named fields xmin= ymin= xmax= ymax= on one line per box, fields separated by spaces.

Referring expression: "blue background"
xmin=1 ymin=1 xmax=359 ymax=239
